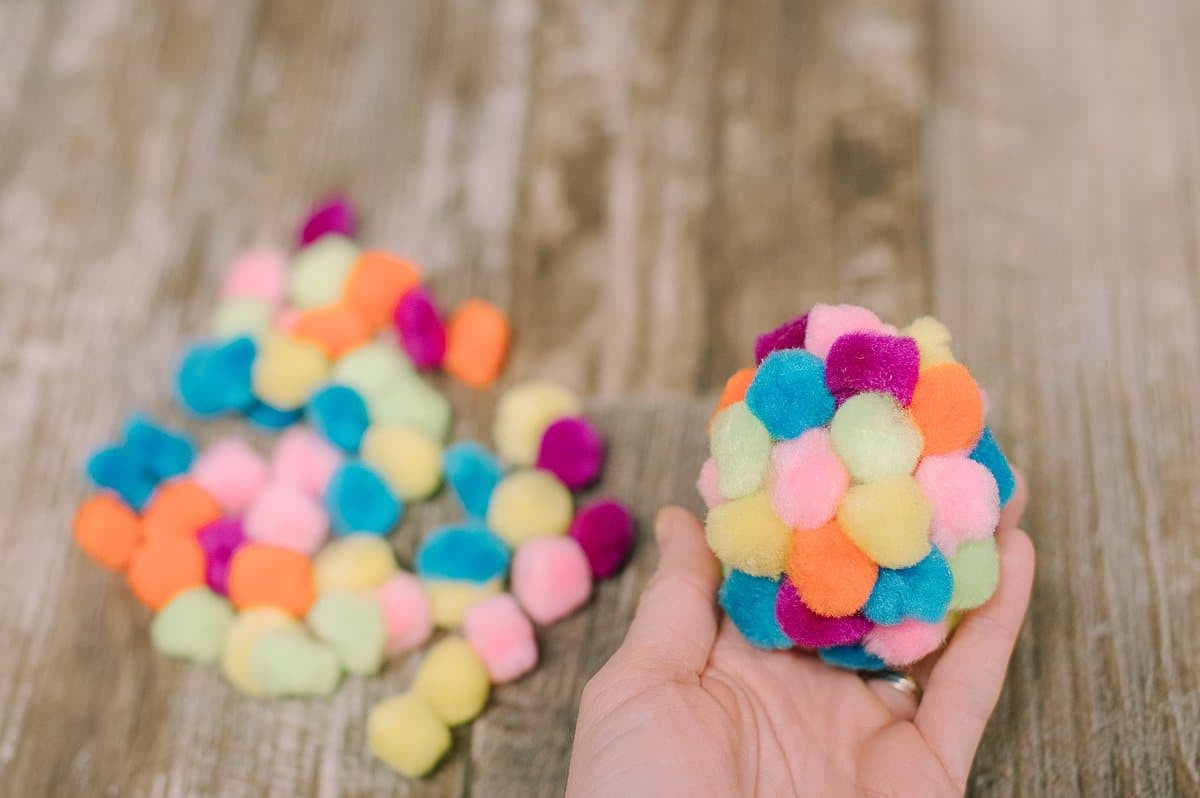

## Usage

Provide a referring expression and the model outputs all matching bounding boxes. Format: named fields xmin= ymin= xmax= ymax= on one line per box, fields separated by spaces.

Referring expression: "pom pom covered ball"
xmin=700 ymin=305 xmax=1013 ymax=670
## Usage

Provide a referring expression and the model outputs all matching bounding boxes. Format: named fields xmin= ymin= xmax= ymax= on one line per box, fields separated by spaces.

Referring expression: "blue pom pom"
xmin=175 ymin=344 xmax=227 ymax=418
xmin=85 ymin=445 xmax=156 ymax=511
xmin=745 ymin=350 xmax=835 ymax=439
xmin=863 ymin=548 xmax=952 ymax=625
xmin=307 ymin=384 xmax=370 ymax=454
xmin=245 ymin=400 xmax=304 ymax=431
xmin=718 ymin=570 xmax=792 ymax=649
xmin=174 ymin=337 xmax=257 ymax=418
xmin=818 ymin=644 xmax=886 ymax=671
xmin=443 ymin=441 xmax=505 ymax=520
xmin=122 ymin=414 xmax=194 ymax=482
xmin=415 ymin=525 xmax=510 ymax=583
xmin=212 ymin=336 xmax=257 ymax=411
xmin=324 ymin=461 xmax=402 ymax=535
xmin=970 ymin=426 xmax=1015 ymax=507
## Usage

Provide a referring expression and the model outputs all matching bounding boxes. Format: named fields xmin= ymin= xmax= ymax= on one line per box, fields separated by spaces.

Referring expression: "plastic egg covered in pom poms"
xmin=699 ymin=304 xmax=1015 ymax=670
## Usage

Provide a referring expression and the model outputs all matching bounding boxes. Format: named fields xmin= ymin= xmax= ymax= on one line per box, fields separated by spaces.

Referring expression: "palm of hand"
xmin=568 ymin=485 xmax=1032 ymax=798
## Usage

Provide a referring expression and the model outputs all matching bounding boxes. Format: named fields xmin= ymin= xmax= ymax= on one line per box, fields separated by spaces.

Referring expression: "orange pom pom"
xmin=228 ymin=543 xmax=315 ymax=617
xmin=908 ymin=363 xmax=985 ymax=456
xmin=342 ymin=251 xmax=422 ymax=329
xmin=141 ymin=480 xmax=221 ymax=546
xmin=126 ymin=536 xmax=206 ymax=609
xmin=291 ymin=304 xmax=372 ymax=359
xmin=72 ymin=493 xmax=142 ymax=571
xmin=709 ymin=368 xmax=756 ymax=431
xmin=444 ymin=299 xmax=511 ymax=387
xmin=786 ymin=521 xmax=878 ymax=618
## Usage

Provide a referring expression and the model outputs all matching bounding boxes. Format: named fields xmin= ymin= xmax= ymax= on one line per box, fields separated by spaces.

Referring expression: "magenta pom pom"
xmin=197 ymin=517 xmax=246 ymax=596
xmin=824 ymin=331 xmax=920 ymax=407
xmin=568 ymin=499 xmax=635 ymax=579
xmin=394 ymin=287 xmax=446 ymax=371
xmin=755 ymin=312 xmax=809 ymax=363
xmin=297 ymin=194 xmax=357 ymax=247
xmin=775 ymin=578 xmax=872 ymax=648
xmin=535 ymin=416 xmax=605 ymax=490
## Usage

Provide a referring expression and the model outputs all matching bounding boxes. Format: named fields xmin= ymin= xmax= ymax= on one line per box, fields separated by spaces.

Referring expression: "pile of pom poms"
xmin=72 ymin=195 xmax=636 ymax=779
xmin=698 ymin=303 xmax=1015 ymax=671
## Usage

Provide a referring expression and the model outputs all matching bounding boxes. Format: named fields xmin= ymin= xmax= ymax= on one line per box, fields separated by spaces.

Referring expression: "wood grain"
xmin=0 ymin=0 xmax=1195 ymax=795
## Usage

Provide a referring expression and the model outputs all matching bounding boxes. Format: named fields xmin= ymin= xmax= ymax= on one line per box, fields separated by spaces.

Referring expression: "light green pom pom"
xmin=306 ymin=590 xmax=387 ymax=675
xmin=830 ymin=392 xmax=923 ymax=483
xmin=947 ymin=537 xmax=1001 ymax=610
xmin=211 ymin=297 xmax=274 ymax=340
xmin=289 ymin=235 xmax=359 ymax=309
xmin=710 ymin=402 xmax=772 ymax=500
xmin=249 ymin=629 xmax=343 ymax=697
xmin=331 ymin=341 xmax=413 ymax=399
xmin=151 ymin=587 xmax=234 ymax=664
xmin=367 ymin=374 xmax=452 ymax=442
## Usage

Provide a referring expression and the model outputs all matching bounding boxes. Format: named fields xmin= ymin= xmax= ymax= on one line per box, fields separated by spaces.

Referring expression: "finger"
xmin=614 ymin=506 xmax=722 ymax=676
xmin=915 ymin=526 xmax=1035 ymax=788
xmin=997 ymin=468 xmax=1029 ymax=532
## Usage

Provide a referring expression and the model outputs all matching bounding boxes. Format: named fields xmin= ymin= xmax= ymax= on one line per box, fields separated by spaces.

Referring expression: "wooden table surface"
xmin=1 ymin=1 xmax=1198 ymax=795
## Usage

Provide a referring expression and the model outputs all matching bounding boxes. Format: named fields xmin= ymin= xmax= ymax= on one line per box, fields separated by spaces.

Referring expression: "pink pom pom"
xmin=696 ymin=458 xmax=725 ymax=509
xmin=220 ymin=249 xmax=286 ymax=305
xmin=863 ymin=618 xmax=947 ymax=666
xmin=271 ymin=427 xmax=344 ymax=497
xmin=191 ymin=438 xmax=270 ymax=515
xmin=536 ymin=416 xmax=605 ymax=490
xmin=915 ymin=454 xmax=1000 ymax=555
xmin=243 ymin=481 xmax=329 ymax=554
xmin=297 ymin=194 xmax=357 ymax=247
xmin=569 ymin=498 xmax=635 ymax=579
xmin=804 ymin=303 xmax=883 ymax=360
xmin=511 ymin=537 xmax=593 ymax=625
xmin=775 ymin=579 xmax=872 ymax=648
xmin=376 ymin=573 xmax=434 ymax=656
xmin=463 ymin=594 xmax=538 ymax=683
xmin=273 ymin=307 xmax=301 ymax=333
xmin=393 ymin=287 xmax=445 ymax=370
xmin=766 ymin=429 xmax=848 ymax=531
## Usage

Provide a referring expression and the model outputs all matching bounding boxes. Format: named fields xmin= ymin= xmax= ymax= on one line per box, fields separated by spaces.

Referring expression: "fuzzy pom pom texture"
xmin=701 ymin=304 xmax=1013 ymax=670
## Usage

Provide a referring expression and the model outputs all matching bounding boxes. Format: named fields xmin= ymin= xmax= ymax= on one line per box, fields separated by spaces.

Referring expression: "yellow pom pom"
xmin=289 ymin=234 xmax=359 ymax=309
xmin=312 ymin=535 xmax=398 ymax=593
xmin=837 ymin=475 xmax=932 ymax=568
xmin=220 ymin=607 xmax=300 ymax=696
xmin=904 ymin=316 xmax=955 ymax=371
xmin=947 ymin=538 xmax=1000 ymax=610
xmin=710 ymin=402 xmax=772 ymax=499
xmin=212 ymin=297 xmax=273 ymax=340
xmin=704 ymin=491 xmax=791 ymax=578
xmin=368 ymin=692 xmax=452 ymax=777
xmin=424 ymin=578 xmax=502 ymax=628
xmin=360 ymin=424 xmax=444 ymax=501
xmin=830 ymin=392 xmax=923 ymax=483
xmin=251 ymin=332 xmax=331 ymax=410
xmin=486 ymin=469 xmax=573 ymax=547
xmin=412 ymin=636 xmax=491 ymax=726
xmin=493 ymin=380 xmax=581 ymax=465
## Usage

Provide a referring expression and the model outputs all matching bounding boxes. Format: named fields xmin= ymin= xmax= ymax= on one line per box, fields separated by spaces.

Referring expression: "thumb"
xmin=614 ymin=506 xmax=723 ymax=677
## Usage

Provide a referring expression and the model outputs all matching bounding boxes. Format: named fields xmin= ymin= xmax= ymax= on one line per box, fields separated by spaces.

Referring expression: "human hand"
xmin=567 ymin=475 xmax=1032 ymax=797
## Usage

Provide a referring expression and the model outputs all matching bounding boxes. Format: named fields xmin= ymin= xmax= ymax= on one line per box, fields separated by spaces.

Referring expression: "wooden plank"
xmin=925 ymin=2 xmax=1200 ymax=795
